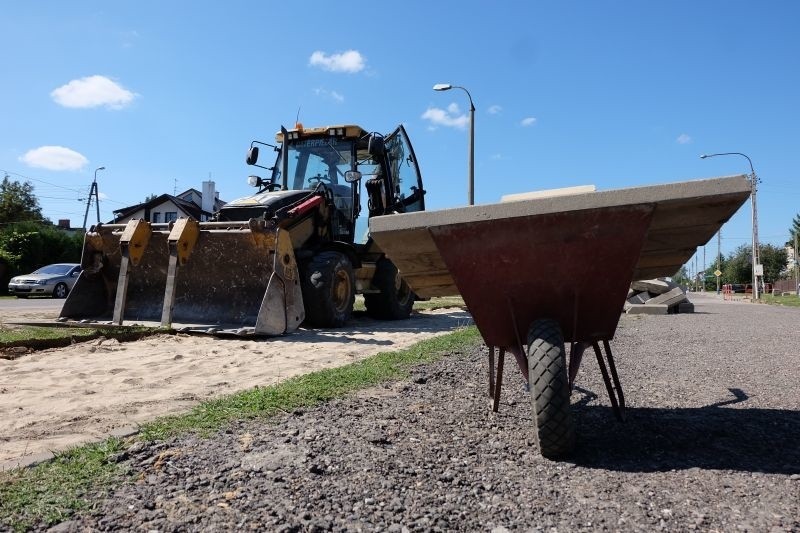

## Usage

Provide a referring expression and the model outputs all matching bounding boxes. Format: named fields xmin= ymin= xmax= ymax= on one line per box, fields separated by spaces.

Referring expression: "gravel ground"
xmin=35 ymin=294 xmax=800 ymax=531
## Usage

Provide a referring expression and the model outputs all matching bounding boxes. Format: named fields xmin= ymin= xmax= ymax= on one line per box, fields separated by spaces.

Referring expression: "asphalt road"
xmin=0 ymin=297 xmax=62 ymax=320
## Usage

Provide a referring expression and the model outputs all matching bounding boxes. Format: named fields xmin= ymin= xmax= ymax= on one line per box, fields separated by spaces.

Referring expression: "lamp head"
xmin=699 ymin=154 xmax=710 ymax=159
xmin=433 ymin=83 xmax=452 ymax=91
xmin=97 ymin=166 xmax=106 ymax=170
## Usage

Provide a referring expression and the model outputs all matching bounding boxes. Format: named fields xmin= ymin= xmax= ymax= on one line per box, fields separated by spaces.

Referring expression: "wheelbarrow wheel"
xmin=527 ymin=318 xmax=575 ymax=458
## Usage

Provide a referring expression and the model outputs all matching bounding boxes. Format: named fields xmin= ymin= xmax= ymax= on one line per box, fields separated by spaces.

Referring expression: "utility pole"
xmin=702 ymin=245 xmax=706 ymax=292
xmin=716 ymin=229 xmax=722 ymax=294
xmin=82 ymin=166 xmax=105 ymax=230
xmin=751 ymin=170 xmax=761 ymax=299
xmin=700 ymin=152 xmax=760 ymax=299
xmin=795 ymin=233 xmax=799 ymax=296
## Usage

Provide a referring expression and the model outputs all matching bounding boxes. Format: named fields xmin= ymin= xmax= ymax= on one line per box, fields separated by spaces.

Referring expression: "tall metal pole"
xmin=716 ymin=229 xmax=721 ymax=294
xmin=702 ymin=245 xmax=706 ymax=292
xmin=700 ymin=152 xmax=760 ymax=299
xmin=468 ymin=101 xmax=475 ymax=205
xmin=433 ymin=83 xmax=475 ymax=205
xmin=795 ymin=232 xmax=799 ymax=296
xmin=83 ymin=166 xmax=105 ymax=230
xmin=750 ymin=168 xmax=760 ymax=299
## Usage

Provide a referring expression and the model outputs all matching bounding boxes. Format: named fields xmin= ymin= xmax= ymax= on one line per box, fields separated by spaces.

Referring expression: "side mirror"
xmin=246 ymin=146 xmax=259 ymax=165
xmin=344 ymin=170 xmax=362 ymax=183
xmin=367 ymin=133 xmax=384 ymax=156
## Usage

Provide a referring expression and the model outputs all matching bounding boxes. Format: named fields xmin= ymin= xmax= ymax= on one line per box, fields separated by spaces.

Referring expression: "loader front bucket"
xmin=60 ymin=219 xmax=305 ymax=336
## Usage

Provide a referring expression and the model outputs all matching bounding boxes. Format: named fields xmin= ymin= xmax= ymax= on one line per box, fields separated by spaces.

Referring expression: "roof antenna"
xmin=295 ymin=106 xmax=303 ymax=129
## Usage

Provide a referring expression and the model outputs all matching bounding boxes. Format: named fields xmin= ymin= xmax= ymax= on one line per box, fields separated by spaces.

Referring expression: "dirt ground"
xmin=0 ymin=309 xmax=471 ymax=469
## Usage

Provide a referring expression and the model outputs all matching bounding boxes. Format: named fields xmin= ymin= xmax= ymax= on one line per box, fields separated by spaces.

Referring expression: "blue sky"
xmin=2 ymin=1 xmax=798 ymax=274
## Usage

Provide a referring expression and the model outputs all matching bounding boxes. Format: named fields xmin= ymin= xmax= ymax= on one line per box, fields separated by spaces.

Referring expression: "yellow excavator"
xmin=59 ymin=124 xmax=426 ymax=335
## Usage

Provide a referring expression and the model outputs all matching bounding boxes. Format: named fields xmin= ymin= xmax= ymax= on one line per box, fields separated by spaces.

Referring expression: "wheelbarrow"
xmin=369 ymin=175 xmax=752 ymax=458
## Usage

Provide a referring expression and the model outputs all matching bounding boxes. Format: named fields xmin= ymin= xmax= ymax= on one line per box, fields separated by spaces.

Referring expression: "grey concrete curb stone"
xmin=626 ymin=304 xmax=669 ymax=315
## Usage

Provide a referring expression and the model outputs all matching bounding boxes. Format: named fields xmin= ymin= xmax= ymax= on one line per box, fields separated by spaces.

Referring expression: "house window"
xmin=152 ymin=212 xmax=161 ymax=223
xmin=165 ymin=212 xmax=178 ymax=222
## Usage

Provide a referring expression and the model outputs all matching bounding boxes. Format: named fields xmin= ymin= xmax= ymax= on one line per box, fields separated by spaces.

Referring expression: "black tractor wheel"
xmin=527 ymin=318 xmax=575 ymax=458
xmin=300 ymin=251 xmax=355 ymax=328
xmin=364 ymin=259 xmax=414 ymax=320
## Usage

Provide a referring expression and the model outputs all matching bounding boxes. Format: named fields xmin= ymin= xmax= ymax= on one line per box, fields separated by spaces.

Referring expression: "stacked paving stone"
xmin=624 ymin=278 xmax=694 ymax=315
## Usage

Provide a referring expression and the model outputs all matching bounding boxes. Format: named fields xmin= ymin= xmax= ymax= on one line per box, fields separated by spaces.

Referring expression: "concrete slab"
xmin=626 ymin=304 xmax=669 ymax=315
xmin=646 ymin=286 xmax=688 ymax=307
xmin=627 ymin=293 xmax=650 ymax=305
xmin=631 ymin=279 xmax=671 ymax=294
xmin=371 ymin=175 xmax=751 ymax=300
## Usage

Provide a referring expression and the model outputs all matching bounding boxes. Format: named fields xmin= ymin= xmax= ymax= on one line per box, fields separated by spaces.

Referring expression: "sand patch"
xmin=0 ymin=309 xmax=472 ymax=467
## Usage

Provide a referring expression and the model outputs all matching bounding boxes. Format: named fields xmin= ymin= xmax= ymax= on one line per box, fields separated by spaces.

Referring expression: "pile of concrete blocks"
xmin=624 ymin=278 xmax=694 ymax=315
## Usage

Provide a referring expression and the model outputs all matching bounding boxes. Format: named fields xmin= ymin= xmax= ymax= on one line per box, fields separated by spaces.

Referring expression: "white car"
xmin=7 ymin=263 xmax=82 ymax=299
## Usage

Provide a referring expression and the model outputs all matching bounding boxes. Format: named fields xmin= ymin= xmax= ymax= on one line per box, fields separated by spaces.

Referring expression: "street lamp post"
xmin=700 ymin=152 xmax=760 ymax=299
xmin=433 ymin=83 xmax=475 ymax=205
xmin=83 ymin=166 xmax=105 ymax=230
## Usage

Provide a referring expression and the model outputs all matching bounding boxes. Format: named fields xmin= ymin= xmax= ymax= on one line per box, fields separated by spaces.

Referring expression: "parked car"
xmin=7 ymin=263 xmax=81 ymax=298
xmin=731 ymin=283 xmax=746 ymax=293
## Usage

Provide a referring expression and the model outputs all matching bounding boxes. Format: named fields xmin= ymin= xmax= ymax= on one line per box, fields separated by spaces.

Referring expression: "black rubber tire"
xmin=53 ymin=282 xmax=68 ymax=299
xmin=300 ymin=251 xmax=355 ymax=328
xmin=364 ymin=259 xmax=414 ymax=320
xmin=527 ymin=318 xmax=575 ymax=458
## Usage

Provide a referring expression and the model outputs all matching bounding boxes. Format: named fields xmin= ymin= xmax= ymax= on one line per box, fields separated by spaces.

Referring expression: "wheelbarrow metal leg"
xmin=603 ymin=340 xmax=626 ymax=411
xmin=487 ymin=346 xmax=505 ymax=412
xmin=591 ymin=340 xmax=626 ymax=421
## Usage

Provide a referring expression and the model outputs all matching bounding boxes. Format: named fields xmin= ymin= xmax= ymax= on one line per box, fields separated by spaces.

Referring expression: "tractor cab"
xmin=238 ymin=124 xmax=425 ymax=244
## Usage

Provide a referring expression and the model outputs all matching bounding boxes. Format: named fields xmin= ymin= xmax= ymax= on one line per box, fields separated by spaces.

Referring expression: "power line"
xmin=0 ymin=168 xmax=86 ymax=194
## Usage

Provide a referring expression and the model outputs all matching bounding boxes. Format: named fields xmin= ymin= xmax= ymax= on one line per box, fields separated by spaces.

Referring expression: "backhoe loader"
xmin=59 ymin=124 xmax=426 ymax=335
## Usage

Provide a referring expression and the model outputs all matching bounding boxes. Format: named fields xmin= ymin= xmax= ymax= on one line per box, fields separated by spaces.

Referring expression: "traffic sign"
xmin=714 ymin=269 xmax=722 ymax=277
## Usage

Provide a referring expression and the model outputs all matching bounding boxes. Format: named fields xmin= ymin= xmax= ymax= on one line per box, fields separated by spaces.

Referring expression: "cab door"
xmin=385 ymin=125 xmax=425 ymax=213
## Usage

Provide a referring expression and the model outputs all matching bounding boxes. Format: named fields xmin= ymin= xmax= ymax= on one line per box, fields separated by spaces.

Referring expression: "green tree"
xmin=704 ymin=253 xmax=726 ymax=291
xmin=722 ymin=244 xmax=752 ymax=285
xmin=720 ymin=243 xmax=788 ymax=285
xmin=0 ymin=221 xmax=83 ymax=292
xmin=672 ymin=265 xmax=691 ymax=287
xmin=759 ymin=243 xmax=788 ymax=282
xmin=787 ymin=213 xmax=800 ymax=246
xmin=0 ymin=175 xmax=44 ymax=225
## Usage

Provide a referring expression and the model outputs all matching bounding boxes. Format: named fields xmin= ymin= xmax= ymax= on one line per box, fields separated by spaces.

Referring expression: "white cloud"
xmin=488 ymin=105 xmax=502 ymax=115
xmin=676 ymin=133 xmax=692 ymax=144
xmin=421 ymin=105 xmax=469 ymax=129
xmin=98 ymin=192 xmax=109 ymax=200
xmin=309 ymin=50 xmax=366 ymax=73
xmin=20 ymin=146 xmax=88 ymax=171
xmin=313 ymin=88 xmax=345 ymax=103
xmin=490 ymin=153 xmax=505 ymax=160
xmin=520 ymin=117 xmax=537 ymax=127
xmin=51 ymin=75 xmax=137 ymax=110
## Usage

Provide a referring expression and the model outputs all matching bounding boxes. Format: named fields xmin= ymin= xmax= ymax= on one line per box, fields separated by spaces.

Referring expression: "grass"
xmin=351 ymin=295 xmax=466 ymax=313
xmin=759 ymin=293 xmax=800 ymax=307
xmin=0 ymin=325 xmax=163 ymax=355
xmin=0 ymin=325 xmax=482 ymax=531
xmin=0 ymin=325 xmax=90 ymax=344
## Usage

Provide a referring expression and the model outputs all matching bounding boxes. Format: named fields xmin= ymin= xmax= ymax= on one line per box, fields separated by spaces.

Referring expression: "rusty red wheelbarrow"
xmin=369 ymin=175 xmax=751 ymax=458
